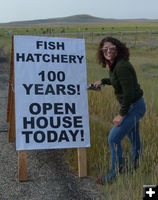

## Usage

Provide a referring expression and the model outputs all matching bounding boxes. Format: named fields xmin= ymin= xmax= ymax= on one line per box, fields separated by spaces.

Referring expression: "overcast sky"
xmin=1 ymin=0 xmax=158 ymax=23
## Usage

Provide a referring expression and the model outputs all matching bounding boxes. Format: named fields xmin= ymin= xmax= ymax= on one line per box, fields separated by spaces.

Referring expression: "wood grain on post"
xmin=8 ymin=90 xmax=15 ymax=143
xmin=7 ymin=36 xmax=14 ymax=123
xmin=77 ymin=148 xmax=87 ymax=177
xmin=18 ymin=151 xmax=28 ymax=181
xmin=8 ymin=37 xmax=16 ymax=143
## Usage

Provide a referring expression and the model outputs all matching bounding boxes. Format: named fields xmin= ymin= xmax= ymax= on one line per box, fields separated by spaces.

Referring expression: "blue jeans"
xmin=108 ymin=97 xmax=146 ymax=176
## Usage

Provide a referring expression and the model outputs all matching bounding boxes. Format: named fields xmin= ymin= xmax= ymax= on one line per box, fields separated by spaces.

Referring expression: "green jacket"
xmin=101 ymin=59 xmax=143 ymax=116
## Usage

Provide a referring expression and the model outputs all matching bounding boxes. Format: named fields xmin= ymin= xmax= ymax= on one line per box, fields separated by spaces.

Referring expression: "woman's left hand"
xmin=113 ymin=114 xmax=123 ymax=126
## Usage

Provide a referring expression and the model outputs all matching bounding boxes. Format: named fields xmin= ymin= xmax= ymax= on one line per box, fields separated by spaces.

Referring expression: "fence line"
xmin=44 ymin=30 xmax=158 ymax=48
xmin=2 ymin=29 xmax=158 ymax=48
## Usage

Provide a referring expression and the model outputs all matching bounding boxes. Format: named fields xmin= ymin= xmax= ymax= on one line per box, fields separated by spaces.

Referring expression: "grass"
xmin=66 ymin=44 xmax=158 ymax=199
xmin=0 ymin=25 xmax=158 ymax=199
xmin=1 ymin=23 xmax=158 ymax=37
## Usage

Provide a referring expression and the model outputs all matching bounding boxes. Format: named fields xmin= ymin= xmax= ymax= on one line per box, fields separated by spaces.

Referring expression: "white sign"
xmin=14 ymin=35 xmax=90 ymax=150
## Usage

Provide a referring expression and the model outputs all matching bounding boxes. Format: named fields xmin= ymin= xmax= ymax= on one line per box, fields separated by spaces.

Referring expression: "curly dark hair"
xmin=96 ymin=37 xmax=130 ymax=68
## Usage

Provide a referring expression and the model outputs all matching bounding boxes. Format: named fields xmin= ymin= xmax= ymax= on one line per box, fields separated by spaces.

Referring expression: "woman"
xmin=94 ymin=37 xmax=146 ymax=184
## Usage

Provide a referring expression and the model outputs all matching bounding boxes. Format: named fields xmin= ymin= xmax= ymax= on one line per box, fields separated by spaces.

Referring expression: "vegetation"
xmin=0 ymin=23 xmax=158 ymax=199
xmin=66 ymin=43 xmax=158 ymax=199
xmin=1 ymin=23 xmax=158 ymax=36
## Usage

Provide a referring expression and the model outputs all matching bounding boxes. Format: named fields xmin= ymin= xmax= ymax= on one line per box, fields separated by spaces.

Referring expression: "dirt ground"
xmin=0 ymin=51 xmax=105 ymax=200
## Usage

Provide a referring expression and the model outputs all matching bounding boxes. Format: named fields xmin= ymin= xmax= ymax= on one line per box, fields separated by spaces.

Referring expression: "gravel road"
xmin=0 ymin=52 xmax=105 ymax=200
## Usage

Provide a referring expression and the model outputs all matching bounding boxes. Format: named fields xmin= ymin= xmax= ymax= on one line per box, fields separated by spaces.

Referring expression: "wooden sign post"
xmin=77 ymin=148 xmax=87 ymax=177
xmin=7 ymin=37 xmax=28 ymax=181
xmin=7 ymin=35 xmax=90 ymax=181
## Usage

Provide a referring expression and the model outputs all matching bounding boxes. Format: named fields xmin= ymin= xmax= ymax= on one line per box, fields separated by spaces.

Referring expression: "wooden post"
xmin=8 ymin=36 xmax=16 ymax=143
xmin=7 ymin=36 xmax=14 ymax=122
xmin=18 ymin=151 xmax=28 ymax=181
xmin=8 ymin=90 xmax=15 ymax=143
xmin=7 ymin=36 xmax=14 ymax=123
xmin=77 ymin=148 xmax=87 ymax=177
xmin=7 ymin=36 xmax=28 ymax=181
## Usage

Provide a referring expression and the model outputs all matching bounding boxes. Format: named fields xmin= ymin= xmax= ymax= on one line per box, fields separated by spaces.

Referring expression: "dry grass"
xmin=67 ymin=44 xmax=158 ymax=199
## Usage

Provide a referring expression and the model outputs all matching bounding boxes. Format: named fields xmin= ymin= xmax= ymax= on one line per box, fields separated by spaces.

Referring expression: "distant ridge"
xmin=1 ymin=14 xmax=158 ymax=27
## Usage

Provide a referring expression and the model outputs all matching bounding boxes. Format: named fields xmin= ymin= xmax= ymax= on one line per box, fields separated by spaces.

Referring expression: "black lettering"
xmin=80 ymin=130 xmax=84 ymax=141
xmin=22 ymin=131 xmax=33 ymax=143
xmin=67 ymin=85 xmax=76 ymax=95
xmin=26 ymin=54 xmax=35 ymax=62
xmin=23 ymin=117 xmax=34 ymax=129
xmin=38 ymin=70 xmax=45 ymax=81
xmin=51 ymin=54 xmax=60 ymax=63
xmin=65 ymin=103 xmax=76 ymax=114
xmin=56 ymin=84 xmax=66 ymax=95
xmin=36 ymin=41 xmax=43 ymax=49
xmin=48 ymin=71 xmax=56 ymax=81
xmin=43 ymin=103 xmax=52 ymax=114
xmin=34 ymin=131 xmax=45 ymax=143
xmin=54 ymin=103 xmax=63 ymax=114
xmin=23 ymin=84 xmax=33 ymax=95
xmin=34 ymin=54 xmax=42 ymax=62
xmin=58 ymin=130 xmax=69 ymax=142
xmin=57 ymin=71 xmax=65 ymax=82
xmin=74 ymin=116 xmax=83 ymax=128
xmin=69 ymin=55 xmax=76 ymax=63
xmin=63 ymin=116 xmax=72 ymax=128
xmin=61 ymin=55 xmax=68 ymax=63
xmin=69 ymin=130 xmax=79 ymax=142
xmin=36 ymin=117 xmax=48 ymax=129
xmin=50 ymin=116 xmax=61 ymax=128
xmin=44 ymin=41 xmax=47 ymax=49
xmin=43 ymin=54 xmax=50 ymax=62
xmin=57 ymin=42 xmax=65 ymax=50
xmin=47 ymin=131 xmax=58 ymax=142
xmin=48 ymin=42 xmax=56 ymax=50
xmin=35 ymin=84 xmax=44 ymax=95
xmin=29 ymin=103 xmax=41 ymax=115
xmin=77 ymin=55 xmax=84 ymax=63
xmin=36 ymin=41 xmax=64 ymax=50
xmin=45 ymin=84 xmax=55 ymax=95
xmin=16 ymin=53 xmax=25 ymax=62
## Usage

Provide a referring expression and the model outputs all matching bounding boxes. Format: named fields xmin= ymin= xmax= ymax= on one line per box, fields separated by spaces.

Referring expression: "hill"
xmin=1 ymin=14 xmax=158 ymax=27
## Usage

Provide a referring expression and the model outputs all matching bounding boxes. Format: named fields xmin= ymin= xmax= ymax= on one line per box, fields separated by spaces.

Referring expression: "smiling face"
xmin=102 ymin=42 xmax=118 ymax=63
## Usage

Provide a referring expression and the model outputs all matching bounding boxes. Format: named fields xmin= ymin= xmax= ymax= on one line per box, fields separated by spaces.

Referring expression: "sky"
xmin=1 ymin=0 xmax=158 ymax=23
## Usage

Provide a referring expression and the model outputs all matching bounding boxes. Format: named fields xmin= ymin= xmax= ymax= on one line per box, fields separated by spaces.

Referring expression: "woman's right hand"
xmin=94 ymin=80 xmax=102 ymax=88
